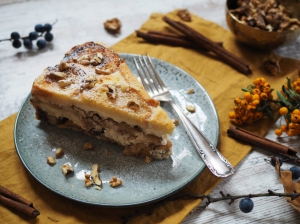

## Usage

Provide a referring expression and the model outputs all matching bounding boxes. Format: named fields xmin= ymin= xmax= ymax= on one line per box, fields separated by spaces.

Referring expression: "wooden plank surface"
xmin=1 ymin=0 xmax=300 ymax=223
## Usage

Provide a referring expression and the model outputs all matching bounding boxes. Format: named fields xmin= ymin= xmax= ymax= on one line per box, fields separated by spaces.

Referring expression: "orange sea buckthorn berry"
xmin=252 ymin=94 xmax=260 ymax=101
xmin=263 ymin=86 xmax=271 ymax=94
xmin=254 ymin=111 xmax=263 ymax=120
xmin=252 ymin=88 xmax=261 ymax=95
xmin=241 ymin=115 xmax=248 ymax=122
xmin=233 ymin=106 xmax=240 ymax=113
xmin=279 ymin=107 xmax=288 ymax=115
xmin=247 ymin=111 xmax=254 ymax=118
xmin=240 ymin=100 xmax=248 ymax=108
xmin=229 ymin=111 xmax=236 ymax=119
xmin=234 ymin=98 xmax=241 ymax=105
xmin=287 ymin=130 xmax=296 ymax=136
xmin=252 ymin=99 xmax=260 ymax=106
xmin=234 ymin=118 xmax=243 ymax=125
xmin=263 ymin=82 xmax=271 ymax=88
xmin=275 ymin=129 xmax=283 ymax=136
xmin=280 ymin=124 xmax=287 ymax=132
xmin=293 ymin=109 xmax=300 ymax=115
xmin=291 ymin=114 xmax=300 ymax=123
xmin=289 ymin=122 xmax=297 ymax=129
xmin=253 ymin=78 xmax=261 ymax=86
xmin=244 ymin=92 xmax=252 ymax=102
xmin=260 ymin=92 xmax=268 ymax=101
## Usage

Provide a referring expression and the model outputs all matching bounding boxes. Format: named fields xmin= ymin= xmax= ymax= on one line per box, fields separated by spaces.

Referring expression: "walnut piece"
xmin=61 ymin=163 xmax=74 ymax=175
xmin=84 ymin=174 xmax=94 ymax=187
xmin=230 ymin=0 xmax=300 ymax=32
xmin=264 ymin=57 xmax=281 ymax=75
xmin=109 ymin=176 xmax=122 ymax=187
xmin=104 ymin=18 xmax=122 ymax=34
xmin=47 ymin=156 xmax=56 ymax=165
xmin=55 ymin=147 xmax=64 ymax=158
xmin=145 ymin=156 xmax=152 ymax=164
xmin=177 ymin=9 xmax=192 ymax=22
xmin=46 ymin=71 xmax=66 ymax=80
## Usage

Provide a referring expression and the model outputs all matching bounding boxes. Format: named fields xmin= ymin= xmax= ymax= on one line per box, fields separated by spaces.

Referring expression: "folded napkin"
xmin=1 ymin=10 xmax=300 ymax=224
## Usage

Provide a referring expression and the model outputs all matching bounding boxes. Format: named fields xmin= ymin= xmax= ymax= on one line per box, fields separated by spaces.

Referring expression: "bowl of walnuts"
xmin=226 ymin=0 xmax=300 ymax=50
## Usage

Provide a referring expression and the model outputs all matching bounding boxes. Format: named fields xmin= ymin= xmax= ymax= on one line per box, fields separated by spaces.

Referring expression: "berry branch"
xmin=0 ymin=19 xmax=57 ymax=50
xmin=122 ymin=190 xmax=300 ymax=223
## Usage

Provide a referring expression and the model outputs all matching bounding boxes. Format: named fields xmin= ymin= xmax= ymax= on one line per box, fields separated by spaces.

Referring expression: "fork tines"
xmin=133 ymin=55 xmax=167 ymax=97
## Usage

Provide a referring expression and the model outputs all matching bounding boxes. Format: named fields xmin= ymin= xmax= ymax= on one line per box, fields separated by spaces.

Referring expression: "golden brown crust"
xmin=31 ymin=42 xmax=175 ymax=137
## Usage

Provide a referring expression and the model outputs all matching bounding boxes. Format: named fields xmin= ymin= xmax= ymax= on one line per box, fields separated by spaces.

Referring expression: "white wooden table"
xmin=1 ymin=0 xmax=300 ymax=223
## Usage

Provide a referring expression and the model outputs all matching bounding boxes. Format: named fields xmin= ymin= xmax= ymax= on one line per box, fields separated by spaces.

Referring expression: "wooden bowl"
xmin=226 ymin=0 xmax=300 ymax=50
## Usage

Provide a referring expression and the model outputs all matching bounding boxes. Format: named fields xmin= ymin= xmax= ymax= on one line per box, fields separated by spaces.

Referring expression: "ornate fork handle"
xmin=169 ymin=101 xmax=234 ymax=178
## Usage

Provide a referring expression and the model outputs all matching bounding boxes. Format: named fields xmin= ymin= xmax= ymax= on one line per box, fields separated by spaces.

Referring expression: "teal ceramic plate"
xmin=14 ymin=54 xmax=219 ymax=207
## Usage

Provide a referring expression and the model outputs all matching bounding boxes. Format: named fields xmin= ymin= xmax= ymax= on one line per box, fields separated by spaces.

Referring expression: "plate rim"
xmin=13 ymin=53 xmax=219 ymax=207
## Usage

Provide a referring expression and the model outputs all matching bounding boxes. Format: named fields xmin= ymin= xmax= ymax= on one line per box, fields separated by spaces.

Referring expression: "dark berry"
xmin=44 ymin=32 xmax=53 ymax=42
xmin=289 ymin=166 xmax=300 ymax=179
xmin=29 ymin=31 xmax=39 ymax=40
xmin=239 ymin=198 xmax=254 ymax=213
xmin=37 ymin=39 xmax=46 ymax=49
xmin=35 ymin=24 xmax=44 ymax=32
xmin=23 ymin=38 xmax=32 ymax=49
xmin=270 ymin=156 xmax=283 ymax=167
xmin=12 ymin=39 xmax=22 ymax=48
xmin=10 ymin=32 xmax=20 ymax=40
xmin=43 ymin=23 xmax=52 ymax=32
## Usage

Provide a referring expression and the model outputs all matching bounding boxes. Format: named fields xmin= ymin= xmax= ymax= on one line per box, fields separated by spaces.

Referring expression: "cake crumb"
xmin=47 ymin=156 xmax=56 ymax=165
xmin=186 ymin=88 xmax=195 ymax=94
xmin=186 ymin=104 xmax=195 ymax=113
xmin=83 ymin=142 xmax=94 ymax=150
xmin=145 ymin=156 xmax=153 ymax=164
xmin=55 ymin=147 xmax=64 ymax=158
xmin=172 ymin=118 xmax=179 ymax=126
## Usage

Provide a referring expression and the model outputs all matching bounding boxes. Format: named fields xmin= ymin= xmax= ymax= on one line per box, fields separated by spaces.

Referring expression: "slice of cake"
xmin=30 ymin=42 xmax=175 ymax=159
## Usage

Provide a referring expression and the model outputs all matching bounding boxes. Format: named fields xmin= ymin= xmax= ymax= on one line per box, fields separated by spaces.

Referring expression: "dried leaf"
xmin=276 ymin=159 xmax=300 ymax=212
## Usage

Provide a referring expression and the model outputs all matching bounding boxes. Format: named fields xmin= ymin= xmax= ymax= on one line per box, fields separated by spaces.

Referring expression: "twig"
xmin=122 ymin=190 xmax=300 ymax=223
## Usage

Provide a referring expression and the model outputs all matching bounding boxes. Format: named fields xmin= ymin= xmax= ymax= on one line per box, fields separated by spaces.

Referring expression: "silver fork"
xmin=133 ymin=55 xmax=234 ymax=178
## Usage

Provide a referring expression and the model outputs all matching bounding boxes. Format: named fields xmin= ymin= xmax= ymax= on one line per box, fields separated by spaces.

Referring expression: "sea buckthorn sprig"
xmin=275 ymin=77 xmax=300 ymax=136
xmin=229 ymin=77 xmax=275 ymax=125
xmin=0 ymin=20 xmax=57 ymax=50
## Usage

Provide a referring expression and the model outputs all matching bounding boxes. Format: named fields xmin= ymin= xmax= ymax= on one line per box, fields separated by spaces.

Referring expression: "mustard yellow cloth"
xmin=1 ymin=10 xmax=300 ymax=224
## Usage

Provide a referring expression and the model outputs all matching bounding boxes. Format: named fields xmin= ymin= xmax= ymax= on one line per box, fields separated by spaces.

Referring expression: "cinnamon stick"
xmin=0 ymin=185 xmax=32 ymax=207
xmin=162 ymin=16 xmax=251 ymax=75
xmin=0 ymin=185 xmax=40 ymax=218
xmin=0 ymin=195 xmax=40 ymax=218
xmin=227 ymin=126 xmax=298 ymax=155
xmin=136 ymin=30 xmax=223 ymax=50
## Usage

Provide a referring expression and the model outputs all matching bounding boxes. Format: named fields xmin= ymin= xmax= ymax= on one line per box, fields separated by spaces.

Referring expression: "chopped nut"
xmin=58 ymin=61 xmax=69 ymax=71
xmin=186 ymin=104 xmax=195 ymax=113
xmin=264 ymin=56 xmax=281 ymax=75
xmin=84 ymin=174 xmax=94 ymax=187
xmin=46 ymin=71 xmax=66 ymax=80
xmin=104 ymin=18 xmax=122 ymax=34
xmin=109 ymin=176 xmax=122 ymax=187
xmin=145 ymin=156 xmax=152 ymax=164
xmin=172 ymin=118 xmax=179 ymax=126
xmin=47 ymin=156 xmax=56 ymax=165
xmin=90 ymin=55 xmax=103 ymax=66
xmin=177 ymin=9 xmax=192 ymax=22
xmin=58 ymin=79 xmax=73 ymax=87
xmin=61 ymin=163 xmax=74 ymax=175
xmin=78 ymin=55 xmax=90 ymax=65
xmin=83 ymin=142 xmax=95 ymax=150
xmin=55 ymin=147 xmax=64 ymax=158
xmin=95 ymin=66 xmax=113 ymax=75
xmin=106 ymin=84 xmax=117 ymax=99
xmin=186 ymin=88 xmax=195 ymax=94
xmin=127 ymin=101 xmax=139 ymax=111
xmin=91 ymin=164 xmax=102 ymax=186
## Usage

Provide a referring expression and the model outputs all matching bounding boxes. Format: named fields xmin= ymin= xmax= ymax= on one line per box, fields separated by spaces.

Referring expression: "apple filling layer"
xmin=31 ymin=99 xmax=172 ymax=159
